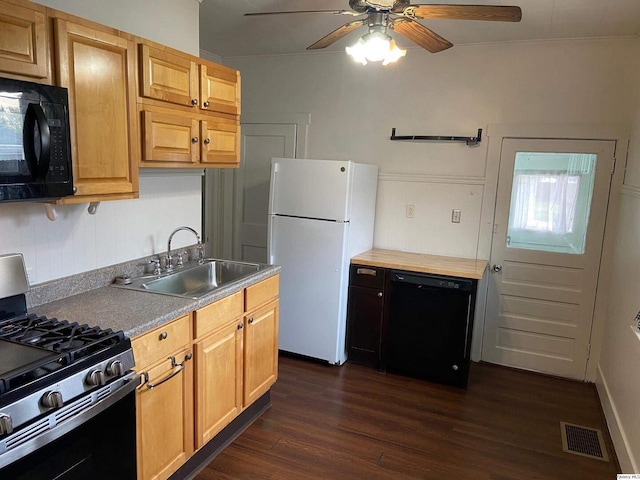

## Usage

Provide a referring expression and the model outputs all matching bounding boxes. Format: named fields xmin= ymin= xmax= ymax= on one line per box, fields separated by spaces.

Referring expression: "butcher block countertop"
xmin=351 ymin=249 xmax=488 ymax=280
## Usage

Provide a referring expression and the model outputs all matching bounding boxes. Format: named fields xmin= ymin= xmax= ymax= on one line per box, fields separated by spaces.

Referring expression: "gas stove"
xmin=0 ymin=254 xmax=138 ymax=475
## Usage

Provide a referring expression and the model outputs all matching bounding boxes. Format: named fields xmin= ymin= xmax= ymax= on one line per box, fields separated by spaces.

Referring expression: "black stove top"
xmin=0 ymin=294 xmax=131 ymax=404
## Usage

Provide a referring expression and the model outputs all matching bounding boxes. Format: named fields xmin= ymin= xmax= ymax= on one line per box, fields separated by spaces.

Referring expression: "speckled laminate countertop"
xmin=33 ymin=266 xmax=281 ymax=338
xmin=351 ymin=249 xmax=487 ymax=280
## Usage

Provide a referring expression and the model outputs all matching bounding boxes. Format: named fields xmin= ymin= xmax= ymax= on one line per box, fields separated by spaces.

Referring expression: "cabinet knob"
xmin=191 ymin=136 xmax=199 ymax=144
xmin=248 ymin=317 xmax=254 ymax=324
xmin=159 ymin=331 xmax=168 ymax=340
xmin=203 ymin=101 xmax=210 ymax=108
xmin=377 ymin=292 xmax=383 ymax=298
xmin=492 ymin=264 xmax=502 ymax=273
xmin=191 ymin=98 xmax=198 ymax=106
xmin=238 ymin=323 xmax=244 ymax=330
xmin=203 ymin=138 xmax=211 ymax=145
xmin=185 ymin=353 xmax=193 ymax=361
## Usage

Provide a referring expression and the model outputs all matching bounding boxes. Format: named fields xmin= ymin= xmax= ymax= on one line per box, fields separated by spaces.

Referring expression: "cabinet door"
xmin=194 ymin=320 xmax=243 ymax=448
xmin=201 ymin=116 xmax=240 ymax=166
xmin=0 ymin=1 xmax=48 ymax=79
xmin=200 ymin=63 xmax=240 ymax=116
xmin=54 ymin=19 xmax=138 ymax=199
xmin=141 ymin=108 xmax=199 ymax=164
xmin=136 ymin=348 xmax=194 ymax=480
xmin=243 ymin=299 xmax=279 ymax=406
xmin=347 ymin=285 xmax=384 ymax=367
xmin=140 ymin=44 xmax=198 ymax=108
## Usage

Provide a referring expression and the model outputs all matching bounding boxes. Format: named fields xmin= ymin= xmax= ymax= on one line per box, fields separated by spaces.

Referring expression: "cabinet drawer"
xmin=194 ymin=290 xmax=243 ymax=339
xmin=349 ymin=264 xmax=385 ymax=289
xmin=245 ymin=275 xmax=279 ymax=312
xmin=132 ymin=314 xmax=190 ymax=369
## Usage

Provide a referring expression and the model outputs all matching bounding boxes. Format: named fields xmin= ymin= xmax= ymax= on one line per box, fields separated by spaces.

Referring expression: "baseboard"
xmin=596 ymin=366 xmax=637 ymax=473
xmin=168 ymin=390 xmax=271 ymax=480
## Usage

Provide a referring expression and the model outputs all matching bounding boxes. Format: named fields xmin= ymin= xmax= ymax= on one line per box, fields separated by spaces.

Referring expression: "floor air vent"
xmin=560 ymin=422 xmax=609 ymax=461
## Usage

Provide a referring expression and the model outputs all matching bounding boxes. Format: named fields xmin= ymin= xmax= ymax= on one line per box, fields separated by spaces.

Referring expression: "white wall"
xmin=219 ymin=38 xmax=640 ymax=469
xmin=0 ymin=0 xmax=204 ymax=284
xmin=224 ymin=38 xmax=639 ymax=259
xmin=597 ymin=68 xmax=640 ymax=472
xmin=34 ymin=0 xmax=201 ymax=56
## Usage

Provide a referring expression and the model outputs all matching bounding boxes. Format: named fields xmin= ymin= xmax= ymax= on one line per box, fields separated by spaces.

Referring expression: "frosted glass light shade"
xmin=346 ymin=32 xmax=406 ymax=65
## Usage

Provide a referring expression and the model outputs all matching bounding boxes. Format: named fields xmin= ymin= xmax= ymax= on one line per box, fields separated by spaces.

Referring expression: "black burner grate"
xmin=0 ymin=314 xmax=129 ymax=400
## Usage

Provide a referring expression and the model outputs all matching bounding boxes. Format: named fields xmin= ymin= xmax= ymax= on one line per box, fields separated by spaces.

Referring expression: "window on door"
xmin=506 ymin=152 xmax=597 ymax=255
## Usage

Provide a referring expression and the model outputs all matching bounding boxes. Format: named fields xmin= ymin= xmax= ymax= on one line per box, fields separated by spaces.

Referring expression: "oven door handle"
xmin=142 ymin=356 xmax=185 ymax=389
xmin=0 ymin=372 xmax=141 ymax=469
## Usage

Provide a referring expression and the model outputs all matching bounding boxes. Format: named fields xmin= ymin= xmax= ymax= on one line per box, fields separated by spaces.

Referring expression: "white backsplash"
xmin=0 ymin=173 xmax=203 ymax=285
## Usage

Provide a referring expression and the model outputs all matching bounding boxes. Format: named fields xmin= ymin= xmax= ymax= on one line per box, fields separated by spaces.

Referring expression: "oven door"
xmin=0 ymin=375 xmax=139 ymax=480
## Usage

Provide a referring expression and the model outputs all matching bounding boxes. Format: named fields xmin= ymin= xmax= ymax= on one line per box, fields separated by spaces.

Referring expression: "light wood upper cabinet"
xmin=141 ymin=108 xmax=199 ymax=165
xmin=201 ymin=116 xmax=240 ymax=165
xmin=0 ymin=0 xmax=49 ymax=81
xmin=137 ymin=40 xmax=241 ymax=168
xmin=54 ymin=18 xmax=139 ymax=202
xmin=139 ymin=44 xmax=198 ymax=108
xmin=200 ymin=63 xmax=240 ymax=116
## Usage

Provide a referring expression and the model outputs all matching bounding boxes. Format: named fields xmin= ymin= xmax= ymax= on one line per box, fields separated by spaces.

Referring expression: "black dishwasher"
xmin=382 ymin=270 xmax=475 ymax=388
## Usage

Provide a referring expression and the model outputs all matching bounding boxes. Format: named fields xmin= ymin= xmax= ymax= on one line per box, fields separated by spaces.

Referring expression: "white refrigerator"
xmin=268 ymin=158 xmax=378 ymax=364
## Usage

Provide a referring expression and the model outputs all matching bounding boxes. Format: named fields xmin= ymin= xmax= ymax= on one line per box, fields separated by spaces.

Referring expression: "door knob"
xmin=492 ymin=264 xmax=502 ymax=272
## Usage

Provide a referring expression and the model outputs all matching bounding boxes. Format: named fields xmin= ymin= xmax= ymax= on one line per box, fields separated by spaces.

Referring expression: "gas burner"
xmin=0 ymin=314 xmax=125 ymax=363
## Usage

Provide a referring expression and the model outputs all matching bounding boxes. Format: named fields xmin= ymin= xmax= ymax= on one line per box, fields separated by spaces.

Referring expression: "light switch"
xmin=452 ymin=209 xmax=461 ymax=223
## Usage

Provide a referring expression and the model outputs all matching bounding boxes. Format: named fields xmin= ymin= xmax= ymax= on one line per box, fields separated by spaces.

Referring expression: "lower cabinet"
xmin=346 ymin=265 xmax=386 ymax=368
xmin=132 ymin=275 xmax=280 ymax=479
xmin=193 ymin=291 xmax=244 ymax=448
xmin=193 ymin=276 xmax=279 ymax=448
xmin=132 ymin=315 xmax=194 ymax=480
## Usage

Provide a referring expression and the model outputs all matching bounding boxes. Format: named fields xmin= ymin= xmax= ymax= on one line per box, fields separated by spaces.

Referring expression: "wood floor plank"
xmin=194 ymin=355 xmax=619 ymax=479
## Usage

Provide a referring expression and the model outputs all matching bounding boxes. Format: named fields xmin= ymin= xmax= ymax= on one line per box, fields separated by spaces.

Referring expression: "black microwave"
xmin=0 ymin=77 xmax=74 ymax=202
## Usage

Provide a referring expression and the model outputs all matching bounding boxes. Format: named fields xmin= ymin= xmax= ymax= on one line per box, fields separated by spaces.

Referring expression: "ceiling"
xmin=198 ymin=0 xmax=640 ymax=58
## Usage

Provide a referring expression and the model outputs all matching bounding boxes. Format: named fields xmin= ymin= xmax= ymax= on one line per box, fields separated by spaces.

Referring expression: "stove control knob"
xmin=41 ymin=391 xmax=64 ymax=409
xmin=0 ymin=413 xmax=13 ymax=435
xmin=86 ymin=369 xmax=106 ymax=387
xmin=106 ymin=360 xmax=124 ymax=377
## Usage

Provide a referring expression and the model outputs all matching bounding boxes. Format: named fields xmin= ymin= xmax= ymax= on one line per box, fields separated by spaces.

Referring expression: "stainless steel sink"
xmin=113 ymin=259 xmax=266 ymax=299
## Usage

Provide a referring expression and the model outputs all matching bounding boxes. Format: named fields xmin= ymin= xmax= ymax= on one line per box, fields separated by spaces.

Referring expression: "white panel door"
xmin=482 ymin=138 xmax=615 ymax=380
xmin=233 ymin=124 xmax=296 ymax=263
xmin=269 ymin=158 xmax=352 ymax=221
xmin=269 ymin=214 xmax=348 ymax=364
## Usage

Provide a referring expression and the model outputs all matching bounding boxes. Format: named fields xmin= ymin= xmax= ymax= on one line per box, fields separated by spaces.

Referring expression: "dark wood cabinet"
xmin=347 ymin=262 xmax=478 ymax=388
xmin=346 ymin=265 xmax=385 ymax=367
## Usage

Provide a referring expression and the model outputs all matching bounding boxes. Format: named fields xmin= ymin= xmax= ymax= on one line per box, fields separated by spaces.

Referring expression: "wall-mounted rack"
xmin=390 ymin=128 xmax=482 ymax=146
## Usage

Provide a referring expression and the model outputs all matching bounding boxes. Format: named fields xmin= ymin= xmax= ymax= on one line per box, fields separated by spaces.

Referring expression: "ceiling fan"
xmin=245 ymin=1 xmax=522 ymax=62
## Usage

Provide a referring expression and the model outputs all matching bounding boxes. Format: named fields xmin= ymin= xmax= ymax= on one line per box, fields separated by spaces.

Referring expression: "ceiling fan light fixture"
xmin=345 ymin=30 xmax=406 ymax=65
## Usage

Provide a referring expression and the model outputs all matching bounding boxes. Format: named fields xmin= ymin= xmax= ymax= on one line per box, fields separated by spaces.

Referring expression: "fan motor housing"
xmin=349 ymin=0 xmax=410 ymax=13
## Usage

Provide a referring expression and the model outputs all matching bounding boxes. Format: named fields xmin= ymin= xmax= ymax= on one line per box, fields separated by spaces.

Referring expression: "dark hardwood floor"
xmin=194 ymin=355 xmax=619 ymax=479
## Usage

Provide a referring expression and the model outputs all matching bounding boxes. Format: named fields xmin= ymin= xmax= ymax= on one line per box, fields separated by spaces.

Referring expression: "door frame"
xmin=203 ymin=113 xmax=310 ymax=259
xmin=475 ymin=123 xmax=629 ymax=381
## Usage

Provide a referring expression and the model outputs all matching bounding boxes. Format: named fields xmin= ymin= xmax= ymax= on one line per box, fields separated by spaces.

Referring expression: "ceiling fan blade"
xmin=307 ymin=20 xmax=367 ymax=50
xmin=391 ymin=18 xmax=453 ymax=53
xmin=405 ymin=5 xmax=522 ymax=22
xmin=244 ymin=10 xmax=361 ymax=17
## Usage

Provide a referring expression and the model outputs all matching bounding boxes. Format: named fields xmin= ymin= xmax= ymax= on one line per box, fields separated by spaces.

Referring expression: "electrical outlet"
xmin=451 ymin=209 xmax=461 ymax=223
xmin=406 ymin=204 xmax=415 ymax=218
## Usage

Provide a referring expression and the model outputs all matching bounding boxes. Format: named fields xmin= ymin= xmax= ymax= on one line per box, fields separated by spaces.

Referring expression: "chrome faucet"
xmin=166 ymin=226 xmax=204 ymax=271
